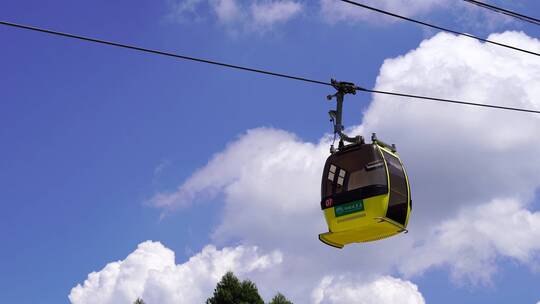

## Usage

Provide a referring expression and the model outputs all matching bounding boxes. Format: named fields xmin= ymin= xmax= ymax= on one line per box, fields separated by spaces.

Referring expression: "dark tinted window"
xmin=383 ymin=152 xmax=408 ymax=225
xmin=324 ymin=164 xmax=347 ymax=197
xmin=347 ymin=160 xmax=386 ymax=191
xmin=322 ymin=144 xmax=386 ymax=197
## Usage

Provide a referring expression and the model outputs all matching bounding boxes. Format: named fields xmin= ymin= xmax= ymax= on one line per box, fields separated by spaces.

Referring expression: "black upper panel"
xmin=320 ymin=185 xmax=388 ymax=210
xmin=321 ymin=144 xmax=388 ymax=209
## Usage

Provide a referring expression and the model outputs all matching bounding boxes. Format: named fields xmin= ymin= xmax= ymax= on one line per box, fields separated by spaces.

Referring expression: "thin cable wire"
xmin=338 ymin=0 xmax=540 ymax=57
xmin=359 ymin=87 xmax=540 ymax=114
xmin=1 ymin=20 xmax=539 ymax=114
xmin=463 ymin=0 xmax=540 ymax=26
xmin=0 ymin=21 xmax=330 ymax=88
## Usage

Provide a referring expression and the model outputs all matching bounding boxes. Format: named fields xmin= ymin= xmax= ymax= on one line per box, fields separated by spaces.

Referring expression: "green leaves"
xmin=206 ymin=272 xmax=264 ymax=304
xmin=269 ymin=293 xmax=293 ymax=304
xmin=206 ymin=272 xmax=293 ymax=304
xmin=136 ymin=272 xmax=292 ymax=303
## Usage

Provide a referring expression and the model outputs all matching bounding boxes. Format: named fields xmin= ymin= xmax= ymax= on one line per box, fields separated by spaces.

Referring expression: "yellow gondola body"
xmin=319 ymin=142 xmax=411 ymax=249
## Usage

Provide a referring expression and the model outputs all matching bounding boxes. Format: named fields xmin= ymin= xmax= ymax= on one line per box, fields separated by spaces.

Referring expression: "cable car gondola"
xmin=318 ymin=80 xmax=411 ymax=249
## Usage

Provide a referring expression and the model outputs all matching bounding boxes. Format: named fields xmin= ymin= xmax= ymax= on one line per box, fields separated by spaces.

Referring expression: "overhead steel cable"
xmin=361 ymin=88 xmax=540 ymax=114
xmin=1 ymin=20 xmax=540 ymax=115
xmin=463 ymin=0 xmax=540 ymax=26
xmin=0 ymin=21 xmax=330 ymax=88
xmin=338 ymin=0 xmax=540 ymax=57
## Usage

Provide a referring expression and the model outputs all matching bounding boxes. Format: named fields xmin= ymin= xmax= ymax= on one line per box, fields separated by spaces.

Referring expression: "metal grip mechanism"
xmin=327 ymin=79 xmax=364 ymax=152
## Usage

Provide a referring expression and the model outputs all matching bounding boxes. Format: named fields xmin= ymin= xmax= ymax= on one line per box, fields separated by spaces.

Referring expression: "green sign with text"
xmin=334 ymin=200 xmax=364 ymax=217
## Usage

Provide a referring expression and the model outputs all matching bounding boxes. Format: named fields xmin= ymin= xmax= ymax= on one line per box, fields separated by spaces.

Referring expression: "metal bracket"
xmin=371 ymin=133 xmax=397 ymax=152
xmin=327 ymin=79 xmax=363 ymax=151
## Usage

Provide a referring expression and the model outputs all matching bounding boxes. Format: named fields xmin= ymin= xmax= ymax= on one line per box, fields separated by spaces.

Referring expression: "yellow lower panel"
xmin=319 ymin=221 xmax=401 ymax=248
xmin=325 ymin=195 xmax=388 ymax=233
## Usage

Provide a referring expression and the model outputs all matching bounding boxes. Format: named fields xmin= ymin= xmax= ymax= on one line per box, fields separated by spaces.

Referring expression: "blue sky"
xmin=1 ymin=1 xmax=540 ymax=303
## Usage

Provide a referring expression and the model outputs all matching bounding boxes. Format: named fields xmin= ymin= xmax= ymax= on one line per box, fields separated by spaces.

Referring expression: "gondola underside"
xmin=318 ymin=195 xmax=407 ymax=249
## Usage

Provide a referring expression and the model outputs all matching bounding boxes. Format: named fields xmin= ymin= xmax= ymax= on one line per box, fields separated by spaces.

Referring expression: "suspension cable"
xmin=463 ymin=0 xmax=540 ymax=26
xmin=1 ymin=20 xmax=539 ymax=114
xmin=338 ymin=0 xmax=540 ymax=57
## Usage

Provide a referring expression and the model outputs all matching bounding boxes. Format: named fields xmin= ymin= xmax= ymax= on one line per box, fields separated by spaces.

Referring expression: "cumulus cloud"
xmin=69 ymin=241 xmax=282 ymax=304
xmin=167 ymin=0 xmax=206 ymax=22
xmin=251 ymin=1 xmax=303 ymax=27
xmin=318 ymin=0 xmax=516 ymax=30
xmin=70 ymin=241 xmax=426 ymax=304
xmin=149 ymin=128 xmax=409 ymax=300
xmin=361 ymin=31 xmax=540 ymax=227
xmin=150 ymin=29 xmax=540 ymax=293
xmin=359 ymin=31 xmax=540 ymax=282
xmin=400 ymin=199 xmax=540 ymax=284
xmin=167 ymin=0 xmax=515 ymax=34
xmin=168 ymin=0 xmax=303 ymax=32
xmin=454 ymin=0 xmax=522 ymax=33
xmin=150 ymin=128 xmax=322 ymax=211
xmin=312 ymin=275 xmax=425 ymax=304
xmin=319 ymin=0 xmax=448 ymax=24
xmin=210 ymin=0 xmax=241 ymax=23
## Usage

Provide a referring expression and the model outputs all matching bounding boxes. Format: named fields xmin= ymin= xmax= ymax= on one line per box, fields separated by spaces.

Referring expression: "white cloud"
xmin=312 ymin=275 xmax=425 ymax=304
xmin=168 ymin=0 xmax=303 ymax=32
xmin=319 ymin=0 xmax=448 ymax=24
xmin=454 ymin=0 xmax=521 ymax=33
xmin=355 ymin=31 xmax=540 ymax=283
xmin=318 ymin=0 xmax=517 ymax=31
xmin=149 ymin=129 xmax=409 ymax=300
xmin=167 ymin=0 xmax=206 ymax=22
xmin=149 ymin=29 xmax=540 ymax=295
xmin=210 ymin=0 xmax=242 ymax=23
xmin=400 ymin=198 xmax=540 ymax=284
xmin=150 ymin=128 xmax=321 ymax=211
xmin=251 ymin=1 xmax=303 ymax=27
xmin=70 ymin=241 xmax=426 ymax=304
xmin=167 ymin=0 xmax=516 ymax=34
xmin=360 ymin=31 xmax=540 ymax=227
xmin=69 ymin=241 xmax=282 ymax=304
